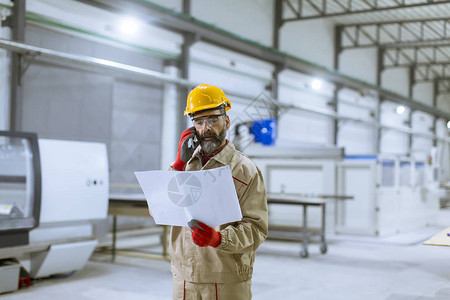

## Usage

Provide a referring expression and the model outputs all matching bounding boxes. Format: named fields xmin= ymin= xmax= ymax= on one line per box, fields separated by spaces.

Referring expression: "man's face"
xmin=192 ymin=108 xmax=230 ymax=155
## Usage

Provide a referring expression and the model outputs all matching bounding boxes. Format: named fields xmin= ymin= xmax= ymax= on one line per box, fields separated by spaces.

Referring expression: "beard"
xmin=200 ymin=126 xmax=227 ymax=155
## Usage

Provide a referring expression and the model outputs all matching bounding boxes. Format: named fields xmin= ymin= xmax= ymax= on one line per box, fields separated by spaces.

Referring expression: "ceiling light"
xmin=447 ymin=120 xmax=450 ymax=129
xmin=119 ymin=17 xmax=139 ymax=35
xmin=311 ymin=79 xmax=322 ymax=90
xmin=396 ymin=106 xmax=405 ymax=115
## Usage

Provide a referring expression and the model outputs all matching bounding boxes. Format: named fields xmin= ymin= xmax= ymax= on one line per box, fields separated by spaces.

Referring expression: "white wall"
xmin=0 ymin=8 xmax=10 ymax=131
xmin=280 ymin=19 xmax=335 ymax=69
xmin=191 ymin=0 xmax=273 ymax=47
xmin=189 ymin=42 xmax=272 ymax=94
xmin=380 ymin=101 xmax=410 ymax=155
xmin=277 ymin=70 xmax=334 ymax=146
xmin=160 ymin=65 xmax=178 ymax=169
xmin=275 ymin=15 xmax=440 ymax=157
xmin=413 ymin=83 xmax=434 ymax=106
xmin=28 ymin=0 xmax=182 ymax=58
xmin=381 ymin=68 xmax=409 ymax=97
xmin=411 ymin=111 xmax=434 ymax=160
xmin=437 ymin=95 xmax=450 ymax=114
xmin=1 ymin=0 xmax=448 ymax=160
xmin=338 ymin=89 xmax=377 ymax=154
xmin=340 ymin=48 xmax=378 ymax=85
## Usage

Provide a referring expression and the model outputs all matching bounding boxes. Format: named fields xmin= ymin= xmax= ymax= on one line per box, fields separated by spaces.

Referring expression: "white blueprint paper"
xmin=134 ymin=166 xmax=242 ymax=227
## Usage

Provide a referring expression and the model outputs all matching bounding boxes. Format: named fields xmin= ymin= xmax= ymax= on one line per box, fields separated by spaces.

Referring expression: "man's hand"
xmin=188 ymin=219 xmax=221 ymax=247
xmin=172 ymin=127 xmax=199 ymax=171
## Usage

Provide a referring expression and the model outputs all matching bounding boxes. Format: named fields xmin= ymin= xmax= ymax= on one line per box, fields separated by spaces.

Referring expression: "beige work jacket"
xmin=169 ymin=141 xmax=268 ymax=284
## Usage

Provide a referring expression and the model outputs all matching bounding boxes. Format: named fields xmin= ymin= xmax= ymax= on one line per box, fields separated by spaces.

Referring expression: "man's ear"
xmin=225 ymin=115 xmax=230 ymax=130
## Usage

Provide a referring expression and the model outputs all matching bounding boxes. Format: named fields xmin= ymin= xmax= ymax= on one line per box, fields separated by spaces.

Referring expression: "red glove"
xmin=188 ymin=219 xmax=221 ymax=248
xmin=172 ymin=127 xmax=199 ymax=171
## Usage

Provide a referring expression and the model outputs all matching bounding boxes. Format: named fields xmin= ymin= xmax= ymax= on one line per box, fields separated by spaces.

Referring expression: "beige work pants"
xmin=172 ymin=274 xmax=252 ymax=300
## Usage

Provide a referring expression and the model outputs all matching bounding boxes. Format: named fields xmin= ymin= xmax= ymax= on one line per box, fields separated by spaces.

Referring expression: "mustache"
xmin=200 ymin=131 xmax=218 ymax=140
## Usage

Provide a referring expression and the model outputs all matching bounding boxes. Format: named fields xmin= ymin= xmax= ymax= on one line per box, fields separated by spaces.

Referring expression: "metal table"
xmin=267 ymin=193 xmax=353 ymax=258
xmin=108 ymin=193 xmax=169 ymax=261
xmin=108 ymin=193 xmax=352 ymax=259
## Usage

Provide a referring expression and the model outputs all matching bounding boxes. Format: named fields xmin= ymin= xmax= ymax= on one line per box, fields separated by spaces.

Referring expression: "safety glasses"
xmin=192 ymin=114 xmax=225 ymax=128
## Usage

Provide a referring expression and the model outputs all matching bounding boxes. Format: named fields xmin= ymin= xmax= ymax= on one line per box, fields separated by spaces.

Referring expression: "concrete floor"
xmin=2 ymin=211 xmax=450 ymax=300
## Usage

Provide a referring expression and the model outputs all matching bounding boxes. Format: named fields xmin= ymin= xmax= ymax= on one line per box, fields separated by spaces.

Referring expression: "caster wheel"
xmin=320 ymin=244 xmax=328 ymax=254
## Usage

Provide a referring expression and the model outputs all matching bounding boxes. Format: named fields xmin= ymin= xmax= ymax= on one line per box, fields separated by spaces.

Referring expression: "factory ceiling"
xmin=281 ymin=0 xmax=450 ymax=96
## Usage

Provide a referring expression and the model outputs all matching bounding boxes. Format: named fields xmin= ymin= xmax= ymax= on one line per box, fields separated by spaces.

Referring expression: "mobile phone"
xmin=187 ymin=129 xmax=199 ymax=149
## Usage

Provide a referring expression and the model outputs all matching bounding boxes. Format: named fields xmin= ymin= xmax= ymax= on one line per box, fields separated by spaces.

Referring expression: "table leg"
xmin=112 ymin=215 xmax=117 ymax=262
xmin=301 ymin=205 xmax=309 ymax=258
xmin=320 ymin=204 xmax=327 ymax=254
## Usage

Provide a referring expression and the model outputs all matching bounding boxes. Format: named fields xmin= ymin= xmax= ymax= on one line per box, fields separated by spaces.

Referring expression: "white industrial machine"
xmin=0 ymin=132 xmax=109 ymax=282
xmin=335 ymin=156 xmax=440 ymax=236
xmin=249 ymin=145 xmax=344 ymax=233
xmin=249 ymin=143 xmax=440 ymax=237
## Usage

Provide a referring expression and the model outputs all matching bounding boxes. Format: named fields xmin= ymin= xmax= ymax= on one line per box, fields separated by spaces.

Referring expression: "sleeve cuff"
xmin=217 ymin=229 xmax=228 ymax=249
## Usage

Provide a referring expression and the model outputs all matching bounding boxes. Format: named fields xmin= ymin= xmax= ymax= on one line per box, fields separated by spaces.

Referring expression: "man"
xmin=170 ymin=84 xmax=268 ymax=299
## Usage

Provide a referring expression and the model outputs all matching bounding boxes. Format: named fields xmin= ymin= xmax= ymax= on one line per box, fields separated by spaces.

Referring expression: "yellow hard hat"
xmin=184 ymin=84 xmax=231 ymax=116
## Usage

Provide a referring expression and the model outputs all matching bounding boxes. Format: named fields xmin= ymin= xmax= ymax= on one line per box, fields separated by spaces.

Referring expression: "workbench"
xmin=267 ymin=193 xmax=353 ymax=258
xmin=108 ymin=193 xmax=169 ymax=261
xmin=108 ymin=193 xmax=352 ymax=260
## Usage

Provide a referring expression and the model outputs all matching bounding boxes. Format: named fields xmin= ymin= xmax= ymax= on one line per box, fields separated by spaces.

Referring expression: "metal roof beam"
xmin=382 ymin=43 xmax=450 ymax=67
xmin=342 ymin=16 xmax=450 ymax=27
xmin=340 ymin=18 xmax=450 ymax=49
xmin=68 ymin=0 xmax=450 ymax=120
xmin=0 ymin=38 xmax=193 ymax=87
xmin=414 ymin=64 xmax=450 ymax=82
xmin=282 ymin=0 xmax=450 ymax=21
xmin=417 ymin=76 xmax=450 ymax=85
xmin=438 ymin=79 xmax=450 ymax=94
